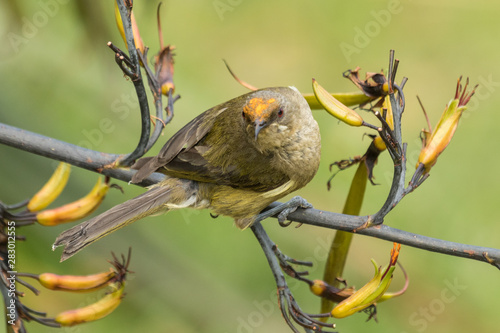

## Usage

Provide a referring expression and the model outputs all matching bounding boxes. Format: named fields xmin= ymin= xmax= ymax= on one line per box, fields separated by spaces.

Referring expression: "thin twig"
xmin=223 ymin=60 xmax=258 ymax=91
xmin=251 ymin=223 xmax=336 ymax=332
xmin=114 ymin=0 xmax=151 ymax=167
xmin=416 ymin=95 xmax=433 ymax=133
xmin=137 ymin=49 xmax=160 ymax=95
xmin=136 ymin=51 xmax=177 ymax=152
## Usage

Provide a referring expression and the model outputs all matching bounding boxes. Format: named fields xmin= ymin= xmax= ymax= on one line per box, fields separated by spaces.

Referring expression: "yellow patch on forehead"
xmin=243 ymin=97 xmax=276 ymax=119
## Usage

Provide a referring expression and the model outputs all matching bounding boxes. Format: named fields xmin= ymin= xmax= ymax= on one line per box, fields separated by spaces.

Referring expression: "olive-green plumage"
xmin=54 ymin=86 xmax=321 ymax=261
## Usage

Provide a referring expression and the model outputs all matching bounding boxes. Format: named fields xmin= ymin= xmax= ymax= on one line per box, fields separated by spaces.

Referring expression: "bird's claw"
xmin=277 ymin=196 xmax=312 ymax=224
xmin=254 ymin=196 xmax=313 ymax=226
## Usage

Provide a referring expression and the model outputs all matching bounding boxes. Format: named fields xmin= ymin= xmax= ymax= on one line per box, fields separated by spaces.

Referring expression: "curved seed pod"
xmin=55 ymin=282 xmax=125 ymax=326
xmin=39 ymin=269 xmax=115 ymax=292
xmin=36 ymin=177 xmax=110 ymax=226
xmin=312 ymin=79 xmax=364 ymax=126
xmin=27 ymin=162 xmax=71 ymax=212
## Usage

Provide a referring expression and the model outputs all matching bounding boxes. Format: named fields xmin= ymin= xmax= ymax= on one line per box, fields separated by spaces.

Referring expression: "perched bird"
xmin=54 ymin=86 xmax=321 ymax=261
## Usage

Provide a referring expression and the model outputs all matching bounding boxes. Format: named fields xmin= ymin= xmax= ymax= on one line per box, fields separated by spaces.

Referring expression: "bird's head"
xmin=242 ymin=95 xmax=283 ymax=140
xmin=240 ymin=87 xmax=313 ymax=152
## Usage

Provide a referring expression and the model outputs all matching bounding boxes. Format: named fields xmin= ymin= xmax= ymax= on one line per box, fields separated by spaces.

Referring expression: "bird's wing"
xmin=131 ymin=106 xmax=227 ymax=183
xmin=132 ymin=89 xmax=289 ymax=191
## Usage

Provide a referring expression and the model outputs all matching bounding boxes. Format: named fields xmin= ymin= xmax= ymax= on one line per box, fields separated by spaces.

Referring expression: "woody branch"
xmin=1 ymin=123 xmax=499 ymax=269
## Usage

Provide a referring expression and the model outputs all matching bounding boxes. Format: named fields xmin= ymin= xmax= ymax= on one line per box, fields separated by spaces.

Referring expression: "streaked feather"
xmin=53 ymin=178 xmax=198 ymax=261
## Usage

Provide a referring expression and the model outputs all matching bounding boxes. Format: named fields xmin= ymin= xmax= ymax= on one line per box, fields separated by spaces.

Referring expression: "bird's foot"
xmin=255 ymin=196 xmax=312 ymax=226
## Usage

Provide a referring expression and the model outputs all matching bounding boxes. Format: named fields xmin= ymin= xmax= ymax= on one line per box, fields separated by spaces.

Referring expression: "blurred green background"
xmin=1 ymin=0 xmax=499 ymax=332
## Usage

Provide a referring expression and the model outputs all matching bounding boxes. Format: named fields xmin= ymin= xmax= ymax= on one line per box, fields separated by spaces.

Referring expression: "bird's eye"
xmin=242 ymin=111 xmax=246 ymax=120
xmin=277 ymin=108 xmax=284 ymax=118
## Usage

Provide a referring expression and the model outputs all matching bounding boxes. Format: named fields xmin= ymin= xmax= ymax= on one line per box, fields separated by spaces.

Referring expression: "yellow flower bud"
xmin=372 ymin=136 xmax=387 ymax=152
xmin=303 ymin=91 xmax=373 ymax=110
xmin=36 ymin=177 xmax=109 ymax=226
xmin=310 ymin=279 xmax=327 ymax=297
xmin=309 ymin=279 xmax=354 ymax=304
xmin=382 ymin=94 xmax=394 ymax=130
xmin=331 ymin=243 xmax=401 ymax=318
xmin=312 ymin=79 xmax=364 ymax=126
xmin=114 ymin=1 xmax=145 ymax=55
xmin=55 ymin=282 xmax=125 ymax=326
xmin=27 ymin=162 xmax=71 ymax=212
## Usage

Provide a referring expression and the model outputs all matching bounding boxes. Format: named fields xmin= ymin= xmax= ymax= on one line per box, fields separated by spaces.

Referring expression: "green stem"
xmin=321 ymin=160 xmax=368 ymax=315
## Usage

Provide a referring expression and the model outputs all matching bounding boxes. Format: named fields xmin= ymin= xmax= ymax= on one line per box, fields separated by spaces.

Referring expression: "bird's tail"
xmin=53 ymin=178 xmax=199 ymax=262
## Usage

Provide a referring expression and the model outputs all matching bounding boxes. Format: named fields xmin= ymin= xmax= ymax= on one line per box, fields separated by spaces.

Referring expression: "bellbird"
xmin=54 ymin=86 xmax=321 ymax=261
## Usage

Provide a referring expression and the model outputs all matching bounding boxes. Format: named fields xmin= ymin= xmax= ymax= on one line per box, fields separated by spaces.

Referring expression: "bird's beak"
xmin=254 ymin=118 xmax=267 ymax=140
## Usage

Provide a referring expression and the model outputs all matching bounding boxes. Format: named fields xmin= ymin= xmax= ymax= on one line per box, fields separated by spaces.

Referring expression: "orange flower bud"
xmin=39 ymin=269 xmax=115 ymax=292
xmin=417 ymin=77 xmax=477 ymax=174
xmin=154 ymin=4 xmax=175 ymax=95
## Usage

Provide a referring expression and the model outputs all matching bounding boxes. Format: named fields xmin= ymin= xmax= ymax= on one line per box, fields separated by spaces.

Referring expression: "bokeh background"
xmin=1 ymin=0 xmax=499 ymax=332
